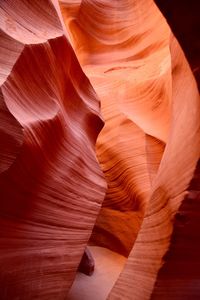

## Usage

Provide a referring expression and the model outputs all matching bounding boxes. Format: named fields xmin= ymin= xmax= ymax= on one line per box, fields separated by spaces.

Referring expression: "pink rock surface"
xmin=1 ymin=0 xmax=200 ymax=299
xmin=0 ymin=1 xmax=106 ymax=299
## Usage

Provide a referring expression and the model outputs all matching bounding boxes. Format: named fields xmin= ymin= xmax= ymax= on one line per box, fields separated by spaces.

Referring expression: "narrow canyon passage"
xmin=0 ymin=0 xmax=199 ymax=299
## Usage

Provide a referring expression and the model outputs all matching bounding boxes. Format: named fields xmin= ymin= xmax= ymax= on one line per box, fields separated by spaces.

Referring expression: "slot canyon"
xmin=0 ymin=0 xmax=200 ymax=299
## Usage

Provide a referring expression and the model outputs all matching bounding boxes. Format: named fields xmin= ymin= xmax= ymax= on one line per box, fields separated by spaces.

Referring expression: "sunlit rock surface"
xmin=0 ymin=0 xmax=200 ymax=299
xmin=60 ymin=0 xmax=200 ymax=299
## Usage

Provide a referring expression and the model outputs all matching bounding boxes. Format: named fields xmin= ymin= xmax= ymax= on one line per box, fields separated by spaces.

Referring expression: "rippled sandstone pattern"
xmin=1 ymin=0 xmax=200 ymax=299
xmin=60 ymin=0 xmax=200 ymax=299
xmin=0 ymin=0 xmax=106 ymax=299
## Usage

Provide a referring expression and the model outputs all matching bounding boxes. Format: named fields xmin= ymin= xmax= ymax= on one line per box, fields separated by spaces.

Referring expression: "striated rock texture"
xmin=60 ymin=0 xmax=171 ymax=258
xmin=1 ymin=0 xmax=200 ymax=299
xmin=60 ymin=0 xmax=200 ymax=299
xmin=0 ymin=0 xmax=106 ymax=299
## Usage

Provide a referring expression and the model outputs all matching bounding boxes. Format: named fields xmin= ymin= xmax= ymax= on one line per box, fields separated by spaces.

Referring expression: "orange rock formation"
xmin=0 ymin=0 xmax=199 ymax=299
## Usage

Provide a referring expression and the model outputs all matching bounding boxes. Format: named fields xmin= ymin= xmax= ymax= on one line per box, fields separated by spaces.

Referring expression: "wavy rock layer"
xmin=60 ymin=0 xmax=200 ymax=299
xmin=150 ymin=1 xmax=200 ymax=299
xmin=108 ymin=34 xmax=200 ymax=300
xmin=60 ymin=0 xmax=170 ymax=257
xmin=1 ymin=0 xmax=200 ymax=299
xmin=0 ymin=1 xmax=106 ymax=299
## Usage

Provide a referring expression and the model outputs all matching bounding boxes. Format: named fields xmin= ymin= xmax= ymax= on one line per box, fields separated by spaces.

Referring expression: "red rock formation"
xmin=0 ymin=1 xmax=106 ymax=299
xmin=1 ymin=0 xmax=200 ymax=299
